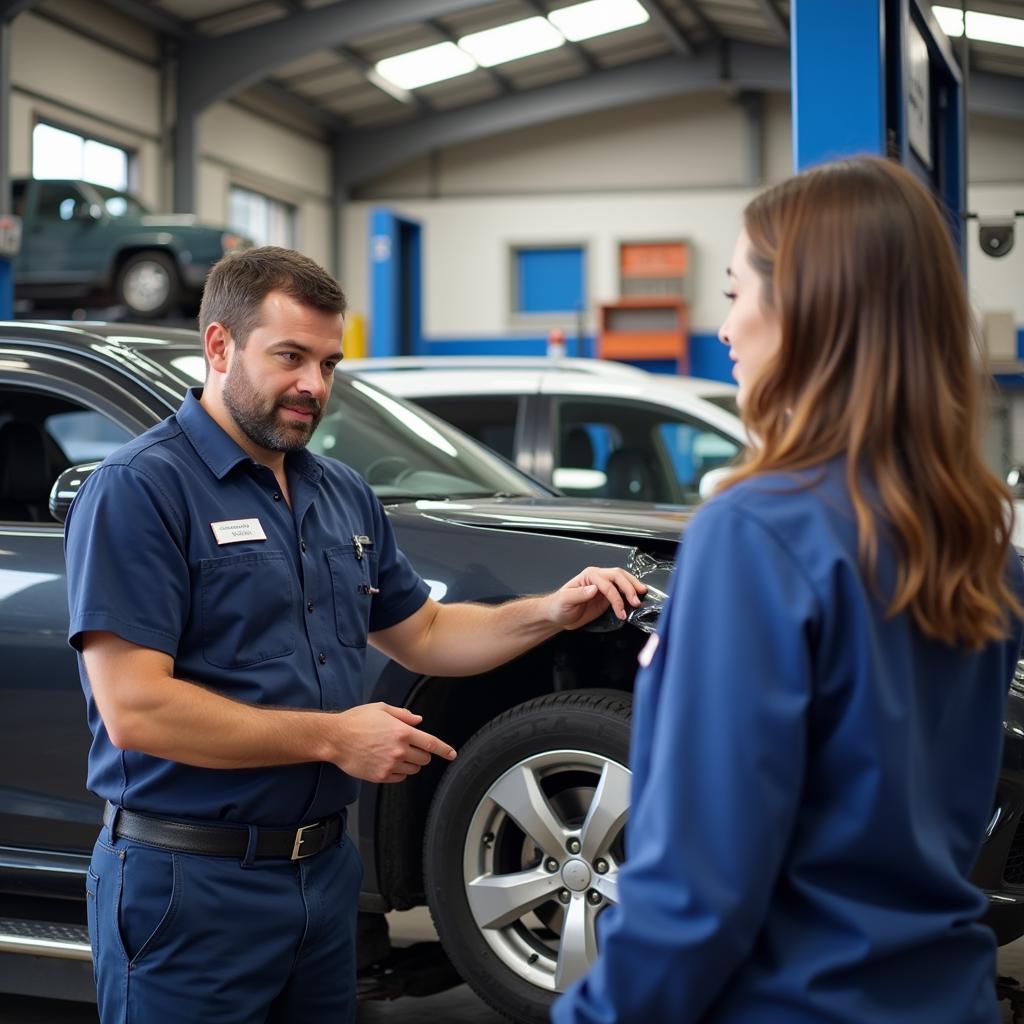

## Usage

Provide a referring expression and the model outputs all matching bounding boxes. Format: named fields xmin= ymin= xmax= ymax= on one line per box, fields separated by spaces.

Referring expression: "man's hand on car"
xmin=544 ymin=566 xmax=647 ymax=630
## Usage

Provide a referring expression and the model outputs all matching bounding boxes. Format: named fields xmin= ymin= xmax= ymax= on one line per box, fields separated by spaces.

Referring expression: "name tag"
xmin=637 ymin=632 xmax=660 ymax=668
xmin=210 ymin=518 xmax=267 ymax=545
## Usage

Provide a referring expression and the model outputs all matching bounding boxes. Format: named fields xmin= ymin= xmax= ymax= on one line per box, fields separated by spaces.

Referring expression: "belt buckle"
xmin=290 ymin=821 xmax=326 ymax=860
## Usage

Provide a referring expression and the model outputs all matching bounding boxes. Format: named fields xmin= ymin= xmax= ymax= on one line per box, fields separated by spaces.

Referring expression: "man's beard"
xmin=222 ymin=357 xmax=323 ymax=453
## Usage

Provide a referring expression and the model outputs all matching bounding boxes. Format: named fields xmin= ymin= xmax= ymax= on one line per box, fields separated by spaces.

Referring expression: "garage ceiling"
xmin=129 ymin=0 xmax=1023 ymax=135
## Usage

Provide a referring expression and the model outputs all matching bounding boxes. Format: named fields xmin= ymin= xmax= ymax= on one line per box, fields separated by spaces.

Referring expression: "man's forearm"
xmin=380 ymin=596 xmax=561 ymax=677
xmin=101 ymin=669 xmax=333 ymax=770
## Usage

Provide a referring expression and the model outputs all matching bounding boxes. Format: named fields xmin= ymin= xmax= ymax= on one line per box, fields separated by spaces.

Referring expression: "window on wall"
xmin=32 ymin=123 xmax=130 ymax=191
xmin=229 ymin=186 xmax=296 ymax=248
xmin=513 ymin=245 xmax=585 ymax=314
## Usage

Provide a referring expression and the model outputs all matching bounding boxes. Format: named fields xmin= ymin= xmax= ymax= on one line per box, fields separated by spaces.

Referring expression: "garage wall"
xmin=6 ymin=5 xmax=333 ymax=268
xmin=344 ymin=95 xmax=1024 ymax=373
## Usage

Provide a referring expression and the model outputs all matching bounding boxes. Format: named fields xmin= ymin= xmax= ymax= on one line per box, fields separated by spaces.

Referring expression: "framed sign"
xmin=907 ymin=18 xmax=933 ymax=169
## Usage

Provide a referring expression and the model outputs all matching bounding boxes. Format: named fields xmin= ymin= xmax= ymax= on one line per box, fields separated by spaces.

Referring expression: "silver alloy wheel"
xmin=462 ymin=748 xmax=630 ymax=992
xmin=121 ymin=259 xmax=172 ymax=313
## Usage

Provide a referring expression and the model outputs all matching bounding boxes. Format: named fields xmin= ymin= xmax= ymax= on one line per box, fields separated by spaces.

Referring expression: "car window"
xmin=0 ymin=388 xmax=130 ymax=523
xmin=413 ymin=396 xmax=520 ymax=461
xmin=35 ymin=182 xmax=88 ymax=222
xmin=553 ymin=397 xmax=740 ymax=505
xmin=45 ymin=410 xmax=133 ymax=463
xmin=92 ymin=184 xmax=148 ymax=219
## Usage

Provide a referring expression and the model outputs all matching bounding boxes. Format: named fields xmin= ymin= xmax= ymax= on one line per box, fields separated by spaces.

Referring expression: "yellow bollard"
xmin=343 ymin=312 xmax=367 ymax=359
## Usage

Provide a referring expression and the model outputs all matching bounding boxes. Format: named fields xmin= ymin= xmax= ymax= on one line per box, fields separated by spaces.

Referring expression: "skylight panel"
xmin=932 ymin=6 xmax=1024 ymax=48
xmin=548 ymin=0 xmax=650 ymax=43
xmin=374 ymin=41 xmax=477 ymax=90
xmin=458 ymin=16 xmax=565 ymax=67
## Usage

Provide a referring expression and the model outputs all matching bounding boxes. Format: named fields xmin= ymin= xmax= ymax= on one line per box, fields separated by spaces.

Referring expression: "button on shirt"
xmin=65 ymin=388 xmax=429 ymax=826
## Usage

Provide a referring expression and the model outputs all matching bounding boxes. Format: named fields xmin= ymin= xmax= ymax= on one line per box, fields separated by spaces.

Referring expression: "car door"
xmin=18 ymin=181 xmax=104 ymax=289
xmin=545 ymin=394 xmax=742 ymax=505
xmin=0 ymin=349 xmax=158 ymax=858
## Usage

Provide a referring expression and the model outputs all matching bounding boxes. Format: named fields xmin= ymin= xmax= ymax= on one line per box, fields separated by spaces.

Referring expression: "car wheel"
xmin=115 ymin=251 xmax=180 ymax=317
xmin=423 ymin=690 xmax=631 ymax=1024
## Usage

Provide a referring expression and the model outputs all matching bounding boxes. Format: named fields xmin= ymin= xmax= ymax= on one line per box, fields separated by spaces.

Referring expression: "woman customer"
xmin=553 ymin=156 xmax=1024 ymax=1024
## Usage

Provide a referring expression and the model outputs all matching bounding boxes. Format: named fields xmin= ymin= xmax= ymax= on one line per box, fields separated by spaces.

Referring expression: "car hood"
xmin=395 ymin=496 xmax=693 ymax=546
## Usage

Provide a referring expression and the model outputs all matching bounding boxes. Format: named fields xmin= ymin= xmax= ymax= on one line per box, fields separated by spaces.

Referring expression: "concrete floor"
xmin=4 ymin=908 xmax=1024 ymax=1023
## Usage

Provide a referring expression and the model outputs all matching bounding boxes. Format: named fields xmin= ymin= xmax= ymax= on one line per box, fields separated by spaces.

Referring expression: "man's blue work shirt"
xmin=65 ymin=388 xmax=429 ymax=826
xmin=554 ymin=457 xmax=1024 ymax=1024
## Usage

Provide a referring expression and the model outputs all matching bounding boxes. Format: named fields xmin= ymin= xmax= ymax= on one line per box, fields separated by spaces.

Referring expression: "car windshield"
xmin=147 ymin=347 xmax=545 ymax=502
xmin=91 ymin=185 xmax=149 ymax=218
xmin=310 ymin=377 xmax=544 ymax=501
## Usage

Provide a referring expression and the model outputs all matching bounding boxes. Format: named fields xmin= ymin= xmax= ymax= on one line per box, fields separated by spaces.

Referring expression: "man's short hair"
xmin=199 ymin=246 xmax=347 ymax=345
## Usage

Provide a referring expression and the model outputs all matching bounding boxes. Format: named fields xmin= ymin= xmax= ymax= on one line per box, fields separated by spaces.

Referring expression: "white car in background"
xmin=342 ymin=357 xmax=746 ymax=507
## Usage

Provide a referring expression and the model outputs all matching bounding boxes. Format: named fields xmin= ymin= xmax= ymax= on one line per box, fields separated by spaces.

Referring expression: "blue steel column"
xmin=791 ymin=0 xmax=886 ymax=170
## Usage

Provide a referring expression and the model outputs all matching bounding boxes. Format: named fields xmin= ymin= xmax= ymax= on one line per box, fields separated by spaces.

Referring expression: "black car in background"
xmin=0 ymin=322 xmax=1023 ymax=1024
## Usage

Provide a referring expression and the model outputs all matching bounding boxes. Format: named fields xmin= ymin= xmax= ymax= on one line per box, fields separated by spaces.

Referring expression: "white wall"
xmin=9 ymin=10 xmax=162 ymax=204
xmin=343 ymin=95 xmax=1024 ymax=345
xmin=344 ymin=189 xmax=754 ymax=339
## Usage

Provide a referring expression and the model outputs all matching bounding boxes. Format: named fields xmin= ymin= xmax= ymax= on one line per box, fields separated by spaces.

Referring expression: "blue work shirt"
xmin=65 ymin=388 xmax=429 ymax=827
xmin=554 ymin=458 xmax=1024 ymax=1024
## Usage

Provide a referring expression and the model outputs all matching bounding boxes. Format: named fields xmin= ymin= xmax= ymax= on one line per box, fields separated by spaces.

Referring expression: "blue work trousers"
xmin=86 ymin=823 xmax=362 ymax=1023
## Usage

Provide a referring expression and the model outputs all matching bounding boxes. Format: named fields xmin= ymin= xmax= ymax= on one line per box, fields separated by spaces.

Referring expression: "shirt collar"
xmin=176 ymin=388 xmax=323 ymax=484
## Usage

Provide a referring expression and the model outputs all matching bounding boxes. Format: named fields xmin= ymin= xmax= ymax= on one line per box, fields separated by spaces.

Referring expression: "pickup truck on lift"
xmin=10 ymin=178 xmax=249 ymax=317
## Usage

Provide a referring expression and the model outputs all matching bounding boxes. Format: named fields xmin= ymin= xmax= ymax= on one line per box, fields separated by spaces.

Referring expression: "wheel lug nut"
xmin=595 ymin=858 xmax=608 ymax=874
xmin=587 ymin=889 xmax=602 ymax=905
xmin=558 ymin=889 xmax=571 ymax=904
xmin=545 ymin=858 xmax=559 ymax=873
xmin=567 ymin=838 xmax=581 ymax=855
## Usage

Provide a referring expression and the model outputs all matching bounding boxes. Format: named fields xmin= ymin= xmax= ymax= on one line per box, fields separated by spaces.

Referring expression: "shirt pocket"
xmin=199 ymin=550 xmax=295 ymax=668
xmin=325 ymin=544 xmax=379 ymax=648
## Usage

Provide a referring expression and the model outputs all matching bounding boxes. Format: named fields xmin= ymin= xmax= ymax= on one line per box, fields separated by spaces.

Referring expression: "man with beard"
xmin=64 ymin=246 xmax=645 ymax=1023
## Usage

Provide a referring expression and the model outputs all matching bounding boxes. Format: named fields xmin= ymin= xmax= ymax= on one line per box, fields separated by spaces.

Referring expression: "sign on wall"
xmin=907 ymin=19 xmax=933 ymax=169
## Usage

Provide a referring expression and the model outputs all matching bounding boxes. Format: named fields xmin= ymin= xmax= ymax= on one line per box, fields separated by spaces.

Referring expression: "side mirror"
xmin=49 ymin=463 xmax=99 ymax=523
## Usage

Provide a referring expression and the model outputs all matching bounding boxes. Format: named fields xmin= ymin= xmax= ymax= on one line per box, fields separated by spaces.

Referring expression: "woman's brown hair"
xmin=722 ymin=156 xmax=1021 ymax=647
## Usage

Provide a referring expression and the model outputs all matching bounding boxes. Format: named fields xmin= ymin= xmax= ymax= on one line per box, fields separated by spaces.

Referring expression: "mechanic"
xmin=64 ymin=245 xmax=645 ymax=1024
xmin=553 ymin=157 xmax=1024 ymax=1024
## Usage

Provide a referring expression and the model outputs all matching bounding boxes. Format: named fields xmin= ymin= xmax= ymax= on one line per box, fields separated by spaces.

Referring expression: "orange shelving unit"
xmin=597 ymin=241 xmax=690 ymax=371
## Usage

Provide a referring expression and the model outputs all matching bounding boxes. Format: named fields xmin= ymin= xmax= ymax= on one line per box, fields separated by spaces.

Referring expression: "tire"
xmin=423 ymin=690 xmax=632 ymax=1024
xmin=115 ymin=251 xmax=180 ymax=318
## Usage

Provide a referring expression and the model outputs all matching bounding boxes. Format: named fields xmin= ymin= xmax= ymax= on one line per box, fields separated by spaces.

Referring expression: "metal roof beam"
xmin=247 ymin=80 xmax=346 ymax=133
xmin=755 ymin=0 xmax=789 ymax=43
xmin=271 ymin=0 xmax=423 ymax=109
xmin=522 ymin=0 xmax=599 ymax=70
xmin=637 ymin=0 xmax=696 ymax=55
xmin=676 ymin=0 xmax=720 ymax=40
xmin=335 ymin=43 xmax=790 ymax=187
xmin=178 ymin=0 xmax=489 ymax=112
xmin=426 ymin=17 xmax=513 ymax=95
xmin=0 ymin=0 xmax=35 ymax=19
xmin=99 ymin=0 xmax=189 ymax=37
xmin=970 ymin=70 xmax=1024 ymax=121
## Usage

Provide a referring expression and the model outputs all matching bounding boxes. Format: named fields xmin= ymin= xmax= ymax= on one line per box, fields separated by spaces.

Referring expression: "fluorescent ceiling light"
xmin=548 ymin=0 xmax=650 ymax=42
xmin=932 ymin=6 xmax=1024 ymax=48
xmin=458 ymin=16 xmax=564 ymax=67
xmin=375 ymin=41 xmax=477 ymax=90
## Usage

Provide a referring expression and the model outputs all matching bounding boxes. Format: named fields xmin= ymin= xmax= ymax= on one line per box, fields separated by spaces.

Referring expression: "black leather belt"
xmin=103 ymin=803 xmax=345 ymax=861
